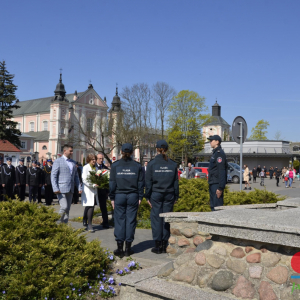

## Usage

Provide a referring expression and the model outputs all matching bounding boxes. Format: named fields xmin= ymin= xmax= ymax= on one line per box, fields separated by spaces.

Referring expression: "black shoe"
xmin=114 ymin=242 xmax=125 ymax=258
xmin=102 ymin=224 xmax=110 ymax=229
xmin=151 ymin=241 xmax=162 ymax=254
xmin=83 ymin=219 xmax=87 ymax=227
xmin=243 ymin=187 xmax=247 ymax=190
xmin=124 ymin=241 xmax=134 ymax=257
xmin=248 ymin=187 xmax=251 ymax=190
xmin=161 ymin=240 xmax=168 ymax=253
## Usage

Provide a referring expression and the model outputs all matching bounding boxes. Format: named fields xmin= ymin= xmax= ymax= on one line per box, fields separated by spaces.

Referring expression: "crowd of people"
xmin=244 ymin=165 xmax=297 ymax=189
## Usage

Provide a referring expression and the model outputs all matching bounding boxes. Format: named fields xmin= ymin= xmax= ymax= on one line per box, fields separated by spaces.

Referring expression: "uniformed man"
xmin=43 ymin=159 xmax=53 ymax=206
xmin=15 ymin=158 xmax=27 ymax=200
xmin=145 ymin=140 xmax=179 ymax=254
xmin=36 ymin=162 xmax=44 ymax=203
xmin=26 ymin=160 xmax=42 ymax=203
xmin=207 ymin=135 xmax=228 ymax=211
xmin=0 ymin=156 xmax=5 ymax=201
xmin=109 ymin=143 xmax=144 ymax=258
xmin=1 ymin=157 xmax=16 ymax=200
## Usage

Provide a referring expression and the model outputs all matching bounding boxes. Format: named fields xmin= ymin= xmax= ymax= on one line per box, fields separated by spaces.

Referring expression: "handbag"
xmin=284 ymin=176 xmax=288 ymax=181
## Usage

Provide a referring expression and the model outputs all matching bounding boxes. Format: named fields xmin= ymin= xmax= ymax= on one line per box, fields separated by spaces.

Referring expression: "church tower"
xmin=203 ymin=101 xmax=230 ymax=141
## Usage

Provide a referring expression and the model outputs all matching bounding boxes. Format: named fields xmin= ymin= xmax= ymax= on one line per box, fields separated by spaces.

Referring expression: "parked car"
xmin=195 ymin=162 xmax=209 ymax=168
xmin=227 ymin=162 xmax=244 ymax=184
xmin=194 ymin=168 xmax=208 ymax=179
xmin=194 ymin=167 xmax=208 ymax=176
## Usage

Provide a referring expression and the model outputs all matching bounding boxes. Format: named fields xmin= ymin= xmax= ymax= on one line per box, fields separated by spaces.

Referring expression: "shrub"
xmin=136 ymin=179 xmax=285 ymax=220
xmin=0 ymin=200 xmax=111 ymax=300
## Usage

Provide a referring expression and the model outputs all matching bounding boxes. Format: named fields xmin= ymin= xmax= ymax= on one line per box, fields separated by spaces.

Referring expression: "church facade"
xmin=12 ymin=74 xmax=119 ymax=164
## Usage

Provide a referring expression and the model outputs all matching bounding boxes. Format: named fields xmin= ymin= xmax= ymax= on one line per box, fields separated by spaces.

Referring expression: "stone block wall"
xmin=164 ymin=233 xmax=300 ymax=299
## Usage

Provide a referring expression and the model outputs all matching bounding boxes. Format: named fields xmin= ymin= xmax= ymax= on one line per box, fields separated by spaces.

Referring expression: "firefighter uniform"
xmin=26 ymin=161 xmax=42 ymax=203
xmin=1 ymin=157 xmax=16 ymax=200
xmin=207 ymin=135 xmax=228 ymax=211
xmin=43 ymin=160 xmax=53 ymax=206
xmin=15 ymin=158 xmax=27 ymax=200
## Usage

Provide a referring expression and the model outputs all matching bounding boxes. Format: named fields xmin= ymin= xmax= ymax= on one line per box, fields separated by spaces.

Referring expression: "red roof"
xmin=0 ymin=140 xmax=22 ymax=152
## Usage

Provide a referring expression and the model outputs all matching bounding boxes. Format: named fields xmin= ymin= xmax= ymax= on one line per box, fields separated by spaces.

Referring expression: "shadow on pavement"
xmin=131 ymin=240 xmax=153 ymax=253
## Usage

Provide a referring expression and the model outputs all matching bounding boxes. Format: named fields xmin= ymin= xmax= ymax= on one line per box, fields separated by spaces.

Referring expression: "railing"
xmin=200 ymin=147 xmax=292 ymax=154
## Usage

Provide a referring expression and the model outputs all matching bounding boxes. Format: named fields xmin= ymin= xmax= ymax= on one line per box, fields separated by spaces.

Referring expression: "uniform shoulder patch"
xmin=217 ymin=157 xmax=222 ymax=163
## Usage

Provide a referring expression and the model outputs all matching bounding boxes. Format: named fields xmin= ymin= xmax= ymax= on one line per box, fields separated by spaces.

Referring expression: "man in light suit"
xmin=51 ymin=144 xmax=82 ymax=223
xmin=185 ymin=163 xmax=195 ymax=179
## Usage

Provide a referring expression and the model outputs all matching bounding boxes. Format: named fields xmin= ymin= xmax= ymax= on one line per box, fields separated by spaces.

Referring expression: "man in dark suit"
xmin=96 ymin=153 xmax=110 ymax=228
xmin=26 ymin=160 xmax=42 ymax=203
xmin=43 ymin=159 xmax=53 ymax=206
xmin=1 ymin=157 xmax=16 ymax=200
xmin=0 ymin=156 xmax=5 ymax=201
xmin=36 ymin=162 xmax=44 ymax=203
xmin=72 ymin=162 xmax=82 ymax=204
xmin=15 ymin=158 xmax=27 ymax=200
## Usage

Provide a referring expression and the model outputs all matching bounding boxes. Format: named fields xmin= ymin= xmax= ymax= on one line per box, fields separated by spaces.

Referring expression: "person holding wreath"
xmin=82 ymin=154 xmax=98 ymax=232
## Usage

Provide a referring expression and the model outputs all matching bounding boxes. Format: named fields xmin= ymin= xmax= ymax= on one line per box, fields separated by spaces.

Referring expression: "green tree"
xmin=0 ymin=61 xmax=21 ymax=147
xmin=249 ymin=119 xmax=269 ymax=140
xmin=167 ymin=90 xmax=209 ymax=164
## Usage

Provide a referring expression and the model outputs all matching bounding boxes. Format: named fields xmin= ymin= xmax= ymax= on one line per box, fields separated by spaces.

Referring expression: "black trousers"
xmin=18 ymin=184 xmax=26 ymax=200
xmin=209 ymin=184 xmax=224 ymax=211
xmin=276 ymin=178 xmax=279 ymax=186
xmin=72 ymin=187 xmax=79 ymax=204
xmin=45 ymin=184 xmax=53 ymax=205
xmin=253 ymin=177 xmax=256 ymax=183
xmin=3 ymin=183 xmax=14 ymax=200
xmin=114 ymin=193 xmax=139 ymax=242
xmin=150 ymin=192 xmax=175 ymax=241
xmin=0 ymin=185 xmax=4 ymax=201
xmin=29 ymin=185 xmax=38 ymax=203
xmin=37 ymin=186 xmax=42 ymax=203
xmin=98 ymin=191 xmax=109 ymax=225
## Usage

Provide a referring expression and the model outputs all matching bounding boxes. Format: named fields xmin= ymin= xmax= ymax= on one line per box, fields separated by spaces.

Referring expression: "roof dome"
xmin=54 ymin=74 xmax=66 ymax=94
xmin=110 ymin=87 xmax=122 ymax=112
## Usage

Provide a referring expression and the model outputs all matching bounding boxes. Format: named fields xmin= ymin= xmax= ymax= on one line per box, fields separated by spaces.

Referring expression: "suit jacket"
xmin=15 ymin=165 xmax=27 ymax=185
xmin=1 ymin=165 xmax=16 ymax=185
xmin=185 ymin=167 xmax=195 ymax=179
xmin=51 ymin=157 xmax=81 ymax=193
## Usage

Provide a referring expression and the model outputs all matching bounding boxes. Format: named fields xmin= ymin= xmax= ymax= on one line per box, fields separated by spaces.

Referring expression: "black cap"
xmin=207 ymin=135 xmax=222 ymax=143
xmin=19 ymin=158 xmax=24 ymax=162
xmin=156 ymin=139 xmax=168 ymax=149
xmin=47 ymin=159 xmax=53 ymax=163
xmin=121 ymin=143 xmax=133 ymax=153
xmin=32 ymin=160 xmax=37 ymax=164
xmin=37 ymin=162 xmax=41 ymax=166
xmin=6 ymin=157 xmax=12 ymax=161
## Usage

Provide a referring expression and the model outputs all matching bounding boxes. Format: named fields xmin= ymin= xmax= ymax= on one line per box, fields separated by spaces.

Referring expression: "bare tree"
xmin=274 ymin=130 xmax=282 ymax=140
xmin=152 ymin=82 xmax=176 ymax=139
xmin=121 ymin=83 xmax=157 ymax=164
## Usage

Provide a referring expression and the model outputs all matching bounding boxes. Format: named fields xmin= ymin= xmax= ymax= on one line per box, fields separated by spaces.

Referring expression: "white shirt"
xmin=63 ymin=155 xmax=73 ymax=174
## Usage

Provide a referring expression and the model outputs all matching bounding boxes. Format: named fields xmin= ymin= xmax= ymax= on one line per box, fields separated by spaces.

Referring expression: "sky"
xmin=1 ymin=0 xmax=300 ymax=141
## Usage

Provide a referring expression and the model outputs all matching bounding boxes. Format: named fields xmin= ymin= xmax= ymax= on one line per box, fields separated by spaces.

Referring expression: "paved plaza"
xmin=33 ymin=178 xmax=299 ymax=266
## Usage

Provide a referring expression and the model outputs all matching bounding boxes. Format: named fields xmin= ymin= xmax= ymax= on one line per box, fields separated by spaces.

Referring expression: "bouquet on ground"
xmin=87 ymin=169 xmax=110 ymax=189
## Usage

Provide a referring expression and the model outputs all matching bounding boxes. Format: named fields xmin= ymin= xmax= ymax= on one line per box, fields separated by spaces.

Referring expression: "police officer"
xmin=15 ymin=158 xmax=27 ymax=200
xmin=207 ymin=135 xmax=228 ymax=211
xmin=0 ymin=156 xmax=4 ymax=201
xmin=145 ymin=140 xmax=179 ymax=254
xmin=36 ymin=162 xmax=44 ymax=203
xmin=1 ymin=157 xmax=16 ymax=200
xmin=109 ymin=143 xmax=144 ymax=258
xmin=26 ymin=160 xmax=42 ymax=203
xmin=43 ymin=159 xmax=53 ymax=206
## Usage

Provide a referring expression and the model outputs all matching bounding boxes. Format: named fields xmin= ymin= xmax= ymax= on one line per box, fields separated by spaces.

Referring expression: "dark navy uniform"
xmin=145 ymin=140 xmax=179 ymax=253
xmin=0 ymin=158 xmax=5 ymax=201
xmin=26 ymin=164 xmax=42 ymax=203
xmin=15 ymin=160 xmax=27 ymax=201
xmin=43 ymin=162 xmax=53 ymax=205
xmin=208 ymin=136 xmax=228 ymax=211
xmin=109 ymin=157 xmax=144 ymax=245
xmin=36 ymin=163 xmax=44 ymax=203
xmin=1 ymin=158 xmax=16 ymax=200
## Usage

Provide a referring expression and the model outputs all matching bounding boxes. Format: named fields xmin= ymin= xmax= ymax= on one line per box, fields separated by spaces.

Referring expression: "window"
xmin=30 ymin=122 xmax=34 ymax=132
xmin=43 ymin=121 xmax=48 ymax=131
xmin=42 ymin=145 xmax=47 ymax=150
xmin=87 ymin=118 xmax=94 ymax=132
xmin=293 ymin=146 xmax=300 ymax=151
xmin=21 ymin=141 xmax=26 ymax=149
xmin=60 ymin=127 xmax=64 ymax=135
xmin=17 ymin=123 xmax=21 ymax=130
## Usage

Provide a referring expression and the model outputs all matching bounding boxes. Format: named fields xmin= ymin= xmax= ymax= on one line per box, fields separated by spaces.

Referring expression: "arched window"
xmin=42 ymin=145 xmax=47 ymax=150
xmin=43 ymin=121 xmax=48 ymax=131
xmin=293 ymin=146 xmax=299 ymax=151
